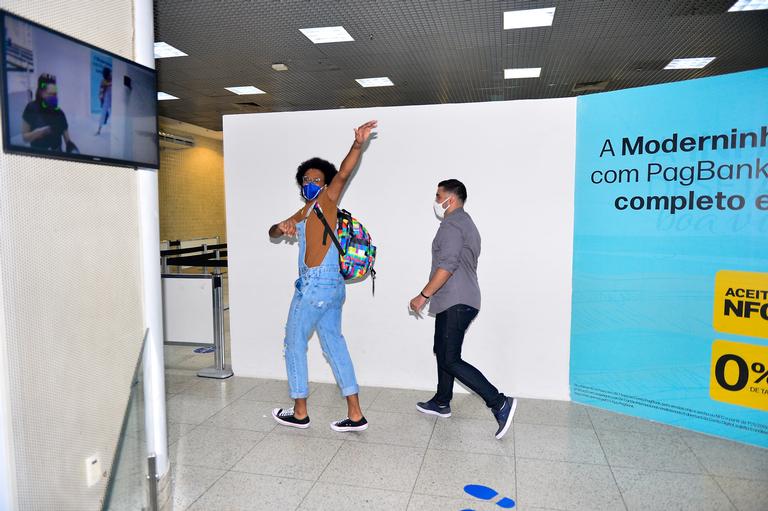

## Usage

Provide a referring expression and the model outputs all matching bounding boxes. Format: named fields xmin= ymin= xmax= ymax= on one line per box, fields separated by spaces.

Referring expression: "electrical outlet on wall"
xmin=85 ymin=455 xmax=103 ymax=487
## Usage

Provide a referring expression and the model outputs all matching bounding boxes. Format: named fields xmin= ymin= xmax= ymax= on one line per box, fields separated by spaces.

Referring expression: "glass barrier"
xmin=101 ymin=331 xmax=150 ymax=510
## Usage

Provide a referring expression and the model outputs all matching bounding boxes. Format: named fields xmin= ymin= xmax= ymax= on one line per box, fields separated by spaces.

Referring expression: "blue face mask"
xmin=302 ymin=182 xmax=322 ymax=200
xmin=44 ymin=95 xmax=58 ymax=109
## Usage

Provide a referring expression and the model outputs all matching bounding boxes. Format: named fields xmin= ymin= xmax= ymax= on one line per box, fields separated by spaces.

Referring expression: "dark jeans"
xmin=432 ymin=304 xmax=505 ymax=410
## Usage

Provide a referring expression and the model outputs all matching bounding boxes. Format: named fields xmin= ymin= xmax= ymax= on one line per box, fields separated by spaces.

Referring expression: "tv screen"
xmin=1 ymin=10 xmax=159 ymax=168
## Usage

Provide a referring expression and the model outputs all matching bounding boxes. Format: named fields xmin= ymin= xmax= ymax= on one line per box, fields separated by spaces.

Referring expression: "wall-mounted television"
xmin=0 ymin=10 xmax=159 ymax=168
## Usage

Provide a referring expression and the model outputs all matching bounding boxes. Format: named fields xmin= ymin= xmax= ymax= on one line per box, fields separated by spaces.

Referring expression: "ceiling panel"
xmin=155 ymin=0 xmax=768 ymax=130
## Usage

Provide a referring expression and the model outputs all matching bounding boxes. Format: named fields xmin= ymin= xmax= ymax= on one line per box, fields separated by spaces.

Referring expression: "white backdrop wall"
xmin=225 ymin=98 xmax=576 ymax=400
xmin=0 ymin=1 xmax=145 ymax=508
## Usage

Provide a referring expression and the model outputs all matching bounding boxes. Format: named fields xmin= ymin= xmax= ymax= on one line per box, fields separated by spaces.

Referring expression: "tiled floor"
xmin=161 ymin=275 xmax=768 ymax=510
xmin=162 ymin=371 xmax=768 ymax=511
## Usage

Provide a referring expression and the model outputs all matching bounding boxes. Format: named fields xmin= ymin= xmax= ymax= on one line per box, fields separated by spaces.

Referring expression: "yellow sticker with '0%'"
xmin=713 ymin=270 xmax=768 ymax=339
xmin=710 ymin=339 xmax=768 ymax=411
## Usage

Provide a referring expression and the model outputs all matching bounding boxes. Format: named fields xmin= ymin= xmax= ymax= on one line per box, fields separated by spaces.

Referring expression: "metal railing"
xmin=160 ymin=238 xmax=226 ymax=275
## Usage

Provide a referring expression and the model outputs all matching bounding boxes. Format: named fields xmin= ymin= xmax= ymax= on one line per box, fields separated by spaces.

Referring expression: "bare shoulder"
xmin=319 ymin=188 xmax=338 ymax=209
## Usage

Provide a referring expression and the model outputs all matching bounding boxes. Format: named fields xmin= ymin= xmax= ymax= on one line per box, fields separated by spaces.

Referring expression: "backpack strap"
xmin=304 ymin=200 xmax=317 ymax=219
xmin=312 ymin=203 xmax=344 ymax=255
xmin=370 ymin=268 xmax=376 ymax=296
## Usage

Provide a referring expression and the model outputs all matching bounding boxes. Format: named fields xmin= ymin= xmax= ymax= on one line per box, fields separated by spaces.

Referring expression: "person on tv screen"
xmin=21 ymin=73 xmax=79 ymax=153
xmin=95 ymin=66 xmax=112 ymax=136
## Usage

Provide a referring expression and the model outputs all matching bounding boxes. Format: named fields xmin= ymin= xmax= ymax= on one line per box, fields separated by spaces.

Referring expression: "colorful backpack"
xmin=313 ymin=204 xmax=377 ymax=292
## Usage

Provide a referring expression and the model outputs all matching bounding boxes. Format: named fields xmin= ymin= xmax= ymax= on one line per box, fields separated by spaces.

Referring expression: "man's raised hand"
xmin=353 ymin=120 xmax=378 ymax=147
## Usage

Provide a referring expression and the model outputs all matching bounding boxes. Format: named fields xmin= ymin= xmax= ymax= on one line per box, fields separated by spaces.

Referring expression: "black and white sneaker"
xmin=416 ymin=399 xmax=452 ymax=418
xmin=330 ymin=416 xmax=369 ymax=432
xmin=272 ymin=407 xmax=310 ymax=429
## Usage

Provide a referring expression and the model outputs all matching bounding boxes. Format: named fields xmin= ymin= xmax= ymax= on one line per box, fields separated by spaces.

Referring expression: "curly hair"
xmin=295 ymin=157 xmax=338 ymax=186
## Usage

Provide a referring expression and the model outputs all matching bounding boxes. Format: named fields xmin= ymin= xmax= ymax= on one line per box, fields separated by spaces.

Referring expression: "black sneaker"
xmin=492 ymin=397 xmax=517 ymax=440
xmin=416 ymin=399 xmax=452 ymax=418
xmin=330 ymin=416 xmax=369 ymax=432
xmin=272 ymin=407 xmax=310 ymax=429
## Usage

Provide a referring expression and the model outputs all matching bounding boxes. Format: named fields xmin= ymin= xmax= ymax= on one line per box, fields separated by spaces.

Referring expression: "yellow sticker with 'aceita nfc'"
xmin=713 ymin=270 xmax=768 ymax=339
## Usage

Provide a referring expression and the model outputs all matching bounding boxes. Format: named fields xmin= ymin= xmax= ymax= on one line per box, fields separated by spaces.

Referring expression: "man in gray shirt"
xmin=409 ymin=179 xmax=516 ymax=439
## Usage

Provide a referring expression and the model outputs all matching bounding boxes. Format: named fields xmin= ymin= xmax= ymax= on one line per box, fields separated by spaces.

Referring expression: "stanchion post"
xmin=214 ymin=267 xmax=225 ymax=371
xmin=147 ymin=455 xmax=159 ymax=511
xmin=197 ymin=266 xmax=232 ymax=379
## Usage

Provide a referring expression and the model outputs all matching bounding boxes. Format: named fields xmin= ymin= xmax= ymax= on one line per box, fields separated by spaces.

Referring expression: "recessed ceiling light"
xmin=504 ymin=67 xmax=542 ymax=79
xmin=225 ymin=86 xmax=267 ymax=95
xmin=355 ymin=77 xmax=394 ymax=87
xmin=157 ymin=92 xmax=179 ymax=100
xmin=299 ymin=26 xmax=354 ymax=44
xmin=271 ymin=63 xmax=289 ymax=71
xmin=664 ymin=57 xmax=716 ymax=69
xmin=504 ymin=7 xmax=556 ymax=29
xmin=153 ymin=42 xmax=187 ymax=59
xmin=728 ymin=0 xmax=768 ymax=11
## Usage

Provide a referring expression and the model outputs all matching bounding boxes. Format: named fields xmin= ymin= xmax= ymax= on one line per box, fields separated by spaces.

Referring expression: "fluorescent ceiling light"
xmin=299 ymin=26 xmax=354 ymax=44
xmin=355 ymin=77 xmax=394 ymax=87
xmin=504 ymin=7 xmax=556 ymax=29
xmin=664 ymin=57 xmax=716 ymax=69
xmin=225 ymin=86 xmax=266 ymax=95
xmin=153 ymin=42 xmax=187 ymax=58
xmin=504 ymin=67 xmax=542 ymax=79
xmin=271 ymin=63 xmax=289 ymax=71
xmin=157 ymin=92 xmax=179 ymax=100
xmin=728 ymin=0 xmax=768 ymax=11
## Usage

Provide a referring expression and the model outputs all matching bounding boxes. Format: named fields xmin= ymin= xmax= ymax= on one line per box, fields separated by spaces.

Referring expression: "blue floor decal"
xmin=463 ymin=484 xmax=515 ymax=509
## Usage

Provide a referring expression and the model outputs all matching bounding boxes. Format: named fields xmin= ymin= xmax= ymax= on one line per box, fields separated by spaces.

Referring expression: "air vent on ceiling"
xmin=571 ymin=80 xmax=610 ymax=92
xmin=234 ymin=102 xmax=262 ymax=111
xmin=669 ymin=2 xmax=731 ymax=16
xmin=633 ymin=61 xmax=667 ymax=72
xmin=158 ymin=130 xmax=195 ymax=149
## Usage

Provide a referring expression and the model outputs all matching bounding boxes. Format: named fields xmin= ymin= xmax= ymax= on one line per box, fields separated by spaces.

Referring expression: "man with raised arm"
xmin=269 ymin=120 xmax=377 ymax=432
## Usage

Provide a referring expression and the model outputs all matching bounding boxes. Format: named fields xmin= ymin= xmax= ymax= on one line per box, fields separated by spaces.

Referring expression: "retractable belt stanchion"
xmin=163 ymin=246 xmax=232 ymax=378
xmin=197 ymin=265 xmax=233 ymax=379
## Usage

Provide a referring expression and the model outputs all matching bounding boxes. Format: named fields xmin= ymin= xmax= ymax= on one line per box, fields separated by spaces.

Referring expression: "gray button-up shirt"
xmin=428 ymin=207 xmax=481 ymax=315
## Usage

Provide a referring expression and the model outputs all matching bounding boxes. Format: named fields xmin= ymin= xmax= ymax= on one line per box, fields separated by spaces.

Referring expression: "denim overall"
xmin=283 ymin=214 xmax=359 ymax=399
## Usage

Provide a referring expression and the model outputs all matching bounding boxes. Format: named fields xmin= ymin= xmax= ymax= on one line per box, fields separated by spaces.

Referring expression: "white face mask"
xmin=433 ymin=198 xmax=450 ymax=219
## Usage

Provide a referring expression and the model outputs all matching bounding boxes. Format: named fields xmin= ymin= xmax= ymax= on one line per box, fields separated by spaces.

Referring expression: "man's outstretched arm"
xmin=326 ymin=120 xmax=377 ymax=202
xmin=269 ymin=210 xmax=302 ymax=238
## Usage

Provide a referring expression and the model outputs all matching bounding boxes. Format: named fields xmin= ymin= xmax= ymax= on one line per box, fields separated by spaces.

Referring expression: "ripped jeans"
xmin=284 ymin=265 xmax=359 ymax=399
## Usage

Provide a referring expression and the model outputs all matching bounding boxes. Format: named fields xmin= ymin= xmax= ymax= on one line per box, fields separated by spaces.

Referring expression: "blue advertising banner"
xmin=571 ymin=68 xmax=768 ymax=447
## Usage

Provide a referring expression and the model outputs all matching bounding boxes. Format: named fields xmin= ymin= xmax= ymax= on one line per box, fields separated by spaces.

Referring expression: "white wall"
xmin=0 ymin=1 xmax=145 ymax=509
xmin=225 ymin=98 xmax=576 ymax=400
xmin=0 ymin=257 xmax=13 ymax=511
